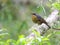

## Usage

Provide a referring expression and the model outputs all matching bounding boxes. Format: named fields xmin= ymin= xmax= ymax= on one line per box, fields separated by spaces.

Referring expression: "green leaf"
xmin=36 ymin=6 xmax=43 ymax=13
xmin=42 ymin=38 xmax=49 ymax=41
xmin=52 ymin=2 xmax=60 ymax=10
xmin=16 ymin=35 xmax=26 ymax=45
xmin=0 ymin=41 xmax=5 ymax=45
xmin=55 ymin=31 xmax=60 ymax=34
xmin=6 ymin=39 xmax=16 ymax=45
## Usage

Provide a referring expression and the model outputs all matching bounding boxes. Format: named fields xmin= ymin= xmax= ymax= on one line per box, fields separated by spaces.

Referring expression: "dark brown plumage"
xmin=32 ymin=13 xmax=50 ymax=28
xmin=32 ymin=13 xmax=60 ymax=30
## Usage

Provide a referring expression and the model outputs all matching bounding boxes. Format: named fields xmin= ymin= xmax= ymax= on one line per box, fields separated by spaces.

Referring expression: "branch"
xmin=26 ymin=10 xmax=59 ymax=45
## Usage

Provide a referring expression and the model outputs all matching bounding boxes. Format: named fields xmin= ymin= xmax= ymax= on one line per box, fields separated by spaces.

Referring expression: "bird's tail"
xmin=44 ymin=21 xmax=51 ymax=29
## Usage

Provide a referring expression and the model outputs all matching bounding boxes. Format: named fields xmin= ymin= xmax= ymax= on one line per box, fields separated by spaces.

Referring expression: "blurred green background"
xmin=0 ymin=0 xmax=60 ymax=45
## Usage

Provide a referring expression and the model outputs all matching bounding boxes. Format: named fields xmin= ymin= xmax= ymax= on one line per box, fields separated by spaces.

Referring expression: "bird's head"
xmin=32 ymin=13 xmax=36 ymax=15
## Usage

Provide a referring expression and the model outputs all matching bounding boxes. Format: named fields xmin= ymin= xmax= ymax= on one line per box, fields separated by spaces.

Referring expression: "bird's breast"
xmin=32 ymin=15 xmax=38 ymax=23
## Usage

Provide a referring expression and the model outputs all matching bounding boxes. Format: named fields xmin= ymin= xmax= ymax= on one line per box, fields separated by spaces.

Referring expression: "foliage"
xmin=52 ymin=2 xmax=60 ymax=10
xmin=0 ymin=0 xmax=18 ymax=22
xmin=0 ymin=0 xmax=60 ymax=45
xmin=0 ymin=30 xmax=51 ymax=45
xmin=0 ymin=29 xmax=60 ymax=45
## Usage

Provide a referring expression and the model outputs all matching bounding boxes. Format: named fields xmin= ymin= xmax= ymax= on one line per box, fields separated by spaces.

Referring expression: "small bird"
xmin=32 ymin=13 xmax=50 ymax=29
xmin=32 ymin=13 xmax=60 ymax=30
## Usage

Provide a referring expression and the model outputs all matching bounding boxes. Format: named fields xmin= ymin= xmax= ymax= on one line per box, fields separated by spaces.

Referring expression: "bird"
xmin=31 ymin=13 xmax=60 ymax=30
xmin=32 ymin=13 xmax=50 ymax=29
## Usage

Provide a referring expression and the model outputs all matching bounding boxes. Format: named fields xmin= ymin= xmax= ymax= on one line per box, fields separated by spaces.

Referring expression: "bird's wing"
xmin=36 ymin=15 xmax=44 ymax=21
